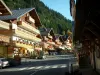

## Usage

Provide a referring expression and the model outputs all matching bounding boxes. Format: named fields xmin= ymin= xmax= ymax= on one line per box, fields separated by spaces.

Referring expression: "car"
xmin=0 ymin=58 xmax=9 ymax=69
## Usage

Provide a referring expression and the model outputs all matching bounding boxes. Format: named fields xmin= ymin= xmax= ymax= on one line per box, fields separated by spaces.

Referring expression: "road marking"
xmin=28 ymin=67 xmax=35 ymax=70
xmin=44 ymin=66 xmax=50 ymax=69
xmin=19 ymin=68 xmax=27 ymax=70
xmin=29 ymin=66 xmax=42 ymax=75
xmin=61 ymin=65 xmax=67 ymax=68
xmin=52 ymin=65 xmax=58 ymax=68
xmin=35 ymin=66 xmax=43 ymax=69
xmin=30 ymin=70 xmax=40 ymax=75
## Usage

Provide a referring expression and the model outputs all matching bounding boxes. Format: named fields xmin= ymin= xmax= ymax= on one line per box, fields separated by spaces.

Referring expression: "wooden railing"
xmin=0 ymin=20 xmax=10 ymax=29
xmin=13 ymin=29 xmax=41 ymax=42
xmin=17 ymin=21 xmax=40 ymax=34
xmin=14 ymin=42 xmax=33 ymax=49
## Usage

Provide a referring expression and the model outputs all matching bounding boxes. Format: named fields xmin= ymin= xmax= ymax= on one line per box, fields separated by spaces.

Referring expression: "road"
xmin=0 ymin=55 xmax=78 ymax=75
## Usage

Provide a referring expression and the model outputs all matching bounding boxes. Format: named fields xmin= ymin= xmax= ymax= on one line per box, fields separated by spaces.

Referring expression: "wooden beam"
xmin=0 ymin=0 xmax=12 ymax=15
xmin=0 ymin=12 xmax=11 ymax=16
xmin=0 ymin=8 xmax=6 ymax=10
xmin=85 ymin=27 xmax=100 ymax=38
xmin=90 ymin=21 xmax=100 ymax=30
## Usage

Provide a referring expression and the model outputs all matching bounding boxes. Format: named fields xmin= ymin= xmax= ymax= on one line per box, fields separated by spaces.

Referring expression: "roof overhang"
xmin=0 ymin=0 xmax=12 ymax=16
xmin=29 ymin=8 xmax=42 ymax=27
xmin=74 ymin=0 xmax=100 ymax=41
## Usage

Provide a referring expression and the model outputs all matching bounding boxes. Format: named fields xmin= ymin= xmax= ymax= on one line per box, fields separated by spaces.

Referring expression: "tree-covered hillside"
xmin=4 ymin=0 xmax=72 ymax=34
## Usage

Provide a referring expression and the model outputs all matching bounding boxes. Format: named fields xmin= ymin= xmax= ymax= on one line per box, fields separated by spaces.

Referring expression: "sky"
xmin=40 ymin=0 xmax=72 ymax=20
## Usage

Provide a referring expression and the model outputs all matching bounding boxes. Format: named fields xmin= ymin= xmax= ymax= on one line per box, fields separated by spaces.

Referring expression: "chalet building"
xmin=64 ymin=36 xmax=73 ymax=51
xmin=60 ymin=35 xmax=73 ymax=51
xmin=0 ymin=8 xmax=42 ymax=58
xmin=70 ymin=0 xmax=100 ymax=73
xmin=54 ymin=34 xmax=62 ymax=49
xmin=0 ymin=0 xmax=12 ymax=58
xmin=54 ymin=34 xmax=67 ymax=54
xmin=40 ymin=28 xmax=55 ymax=55
xmin=54 ymin=34 xmax=73 ymax=54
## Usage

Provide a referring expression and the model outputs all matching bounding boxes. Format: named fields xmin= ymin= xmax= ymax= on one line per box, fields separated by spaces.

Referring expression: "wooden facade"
xmin=0 ymin=0 xmax=12 ymax=16
xmin=70 ymin=0 xmax=100 ymax=72
xmin=0 ymin=8 xmax=42 ymax=58
xmin=40 ymin=28 xmax=56 ymax=55
xmin=0 ymin=0 xmax=12 ymax=58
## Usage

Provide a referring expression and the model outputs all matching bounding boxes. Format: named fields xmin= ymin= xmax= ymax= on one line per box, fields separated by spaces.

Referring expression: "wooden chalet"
xmin=0 ymin=8 xmax=42 ymax=58
xmin=0 ymin=0 xmax=12 ymax=58
xmin=40 ymin=28 xmax=55 ymax=55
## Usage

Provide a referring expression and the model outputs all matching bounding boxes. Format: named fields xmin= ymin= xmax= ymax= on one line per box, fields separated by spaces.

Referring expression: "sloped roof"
xmin=0 ymin=0 xmax=12 ymax=15
xmin=0 ymin=7 xmax=42 ymax=26
xmin=55 ymin=34 xmax=62 ymax=39
xmin=61 ymin=35 xmax=68 ymax=41
xmin=46 ymin=28 xmax=52 ymax=33
xmin=0 ymin=8 xmax=34 ymax=20
xmin=39 ymin=27 xmax=46 ymax=32
xmin=40 ymin=28 xmax=54 ymax=36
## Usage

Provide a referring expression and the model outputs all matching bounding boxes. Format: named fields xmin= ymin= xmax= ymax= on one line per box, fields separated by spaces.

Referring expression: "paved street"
xmin=0 ymin=55 xmax=78 ymax=75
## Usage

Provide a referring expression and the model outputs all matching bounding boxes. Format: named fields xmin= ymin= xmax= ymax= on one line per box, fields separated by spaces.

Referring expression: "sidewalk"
xmin=65 ymin=68 xmax=100 ymax=75
xmin=80 ymin=68 xmax=100 ymax=75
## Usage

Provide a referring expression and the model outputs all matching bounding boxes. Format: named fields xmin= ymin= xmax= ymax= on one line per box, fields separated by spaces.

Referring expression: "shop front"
xmin=0 ymin=34 xmax=10 ymax=58
xmin=34 ymin=43 xmax=43 ymax=58
xmin=47 ymin=45 xmax=56 ymax=55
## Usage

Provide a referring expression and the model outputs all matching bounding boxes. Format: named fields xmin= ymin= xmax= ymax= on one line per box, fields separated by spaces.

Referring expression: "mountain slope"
xmin=4 ymin=0 xmax=72 ymax=34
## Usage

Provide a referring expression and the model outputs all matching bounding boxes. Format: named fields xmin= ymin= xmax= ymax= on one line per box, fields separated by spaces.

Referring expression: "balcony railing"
xmin=35 ymin=48 xmax=42 ymax=51
xmin=0 ymin=20 xmax=10 ymax=29
xmin=17 ymin=21 xmax=40 ymax=34
xmin=47 ymin=41 xmax=55 ymax=45
xmin=26 ymin=16 xmax=35 ymax=23
xmin=43 ymin=42 xmax=49 ymax=49
xmin=14 ymin=42 xmax=33 ymax=49
xmin=13 ymin=29 xmax=41 ymax=42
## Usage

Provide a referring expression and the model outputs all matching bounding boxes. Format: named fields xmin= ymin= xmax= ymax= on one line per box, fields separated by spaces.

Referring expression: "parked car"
xmin=0 ymin=58 xmax=9 ymax=69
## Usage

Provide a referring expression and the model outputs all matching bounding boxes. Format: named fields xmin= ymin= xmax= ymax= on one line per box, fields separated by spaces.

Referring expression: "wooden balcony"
xmin=14 ymin=42 xmax=33 ymax=49
xmin=13 ymin=29 xmax=41 ymax=42
xmin=26 ymin=16 xmax=35 ymax=23
xmin=0 ymin=20 xmax=10 ymax=29
xmin=48 ymin=35 xmax=53 ymax=39
xmin=35 ymin=47 xmax=42 ymax=51
xmin=44 ymin=36 xmax=48 ymax=41
xmin=17 ymin=21 xmax=40 ymax=34
xmin=47 ymin=41 xmax=55 ymax=45
xmin=43 ymin=42 xmax=49 ymax=49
